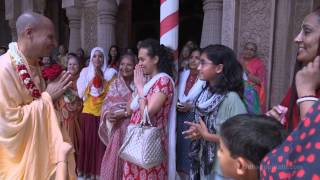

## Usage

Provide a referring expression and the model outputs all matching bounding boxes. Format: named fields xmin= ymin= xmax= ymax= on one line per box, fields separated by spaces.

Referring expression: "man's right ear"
xmin=25 ymin=25 xmax=33 ymax=39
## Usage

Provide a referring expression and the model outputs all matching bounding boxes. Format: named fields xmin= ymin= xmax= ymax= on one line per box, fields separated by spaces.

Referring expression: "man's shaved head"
xmin=15 ymin=12 xmax=57 ymax=61
xmin=16 ymin=12 xmax=52 ymax=38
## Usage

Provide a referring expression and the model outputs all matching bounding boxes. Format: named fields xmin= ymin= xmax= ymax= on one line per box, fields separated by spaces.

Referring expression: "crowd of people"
xmin=0 ymin=8 xmax=319 ymax=180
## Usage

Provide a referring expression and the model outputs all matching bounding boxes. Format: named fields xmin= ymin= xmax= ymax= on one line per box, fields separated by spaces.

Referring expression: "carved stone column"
xmin=221 ymin=0 xmax=238 ymax=50
xmin=81 ymin=0 xmax=98 ymax=53
xmin=200 ymin=0 xmax=223 ymax=48
xmin=97 ymin=0 xmax=118 ymax=53
xmin=66 ymin=7 xmax=81 ymax=52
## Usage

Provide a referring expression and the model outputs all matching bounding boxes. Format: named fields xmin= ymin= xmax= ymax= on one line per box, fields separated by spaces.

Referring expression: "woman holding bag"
xmin=99 ymin=53 xmax=136 ymax=180
xmin=122 ymin=39 xmax=176 ymax=180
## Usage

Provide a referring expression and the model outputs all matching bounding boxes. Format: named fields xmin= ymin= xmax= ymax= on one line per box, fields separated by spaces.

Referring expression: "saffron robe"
xmin=0 ymin=53 xmax=76 ymax=180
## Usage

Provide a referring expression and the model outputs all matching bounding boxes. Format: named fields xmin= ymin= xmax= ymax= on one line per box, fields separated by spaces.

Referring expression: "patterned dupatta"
xmin=99 ymin=74 xmax=133 ymax=145
xmin=189 ymin=85 xmax=225 ymax=179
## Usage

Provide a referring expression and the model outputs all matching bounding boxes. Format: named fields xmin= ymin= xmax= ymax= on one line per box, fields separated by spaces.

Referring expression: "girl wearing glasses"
xmin=184 ymin=45 xmax=247 ymax=180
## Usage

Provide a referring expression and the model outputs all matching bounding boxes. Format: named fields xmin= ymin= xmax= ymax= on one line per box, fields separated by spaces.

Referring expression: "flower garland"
xmin=8 ymin=42 xmax=41 ymax=98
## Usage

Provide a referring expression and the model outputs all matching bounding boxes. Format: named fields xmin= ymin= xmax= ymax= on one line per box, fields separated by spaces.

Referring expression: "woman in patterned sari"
xmin=99 ymin=53 xmax=136 ymax=180
xmin=240 ymin=42 xmax=266 ymax=112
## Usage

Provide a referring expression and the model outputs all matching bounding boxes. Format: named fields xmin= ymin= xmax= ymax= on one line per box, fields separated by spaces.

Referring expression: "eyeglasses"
xmin=199 ymin=59 xmax=213 ymax=66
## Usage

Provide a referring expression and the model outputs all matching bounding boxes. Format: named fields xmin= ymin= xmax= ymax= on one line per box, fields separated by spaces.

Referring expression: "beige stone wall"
xmin=221 ymin=0 xmax=238 ymax=50
xmin=224 ymin=0 xmax=317 ymax=107
xmin=237 ymin=0 xmax=272 ymax=70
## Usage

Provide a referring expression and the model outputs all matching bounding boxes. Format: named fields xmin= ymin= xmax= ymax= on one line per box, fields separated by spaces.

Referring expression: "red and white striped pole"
xmin=160 ymin=0 xmax=178 ymax=179
xmin=160 ymin=0 xmax=179 ymax=51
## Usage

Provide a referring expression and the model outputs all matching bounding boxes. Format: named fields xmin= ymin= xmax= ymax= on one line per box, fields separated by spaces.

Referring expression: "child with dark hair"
xmin=218 ymin=114 xmax=287 ymax=180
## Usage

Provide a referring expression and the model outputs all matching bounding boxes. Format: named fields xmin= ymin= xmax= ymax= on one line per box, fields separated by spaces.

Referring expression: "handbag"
xmin=118 ymin=106 xmax=165 ymax=169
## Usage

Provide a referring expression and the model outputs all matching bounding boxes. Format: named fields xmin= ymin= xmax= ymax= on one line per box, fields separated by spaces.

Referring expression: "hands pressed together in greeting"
xmin=134 ymin=64 xmax=146 ymax=96
xmin=46 ymin=71 xmax=72 ymax=101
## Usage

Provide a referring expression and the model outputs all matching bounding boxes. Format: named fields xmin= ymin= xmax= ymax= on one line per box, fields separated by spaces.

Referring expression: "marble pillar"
xmin=66 ymin=7 xmax=81 ymax=52
xmin=82 ymin=0 xmax=98 ymax=53
xmin=200 ymin=0 xmax=223 ymax=48
xmin=97 ymin=0 xmax=118 ymax=53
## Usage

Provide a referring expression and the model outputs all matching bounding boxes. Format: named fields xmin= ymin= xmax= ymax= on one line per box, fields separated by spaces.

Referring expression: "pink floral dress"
xmin=122 ymin=76 xmax=174 ymax=180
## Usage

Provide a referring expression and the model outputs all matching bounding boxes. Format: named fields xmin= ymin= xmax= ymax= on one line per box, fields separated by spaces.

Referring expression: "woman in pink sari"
xmin=240 ymin=42 xmax=266 ymax=112
xmin=99 ymin=53 xmax=136 ymax=180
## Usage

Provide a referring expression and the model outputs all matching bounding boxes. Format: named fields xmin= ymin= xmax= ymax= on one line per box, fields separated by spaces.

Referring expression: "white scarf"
xmin=129 ymin=72 xmax=177 ymax=179
xmin=130 ymin=73 xmax=170 ymax=110
xmin=178 ymin=70 xmax=205 ymax=103
xmin=77 ymin=47 xmax=117 ymax=99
